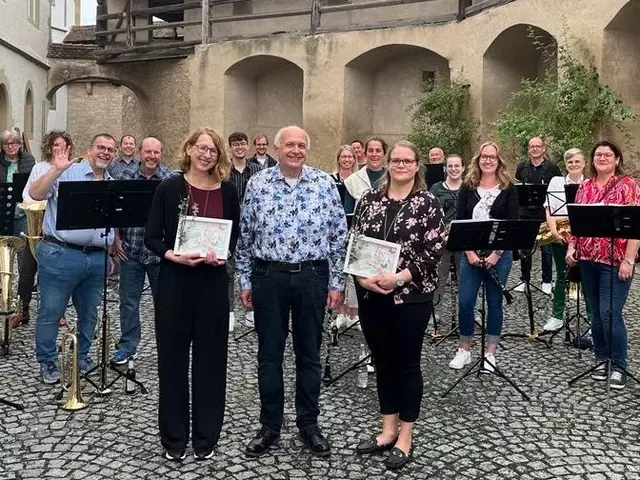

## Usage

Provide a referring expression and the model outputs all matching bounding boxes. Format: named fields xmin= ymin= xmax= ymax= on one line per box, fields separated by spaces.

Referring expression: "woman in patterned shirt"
xmin=448 ymin=141 xmax=518 ymax=372
xmin=351 ymin=141 xmax=444 ymax=470
xmin=566 ymin=140 xmax=640 ymax=390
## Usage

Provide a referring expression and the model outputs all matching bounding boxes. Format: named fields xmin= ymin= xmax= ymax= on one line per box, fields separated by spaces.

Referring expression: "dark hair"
xmin=120 ymin=134 xmax=136 ymax=145
xmin=253 ymin=133 xmax=269 ymax=145
xmin=589 ymin=140 xmax=625 ymax=177
xmin=91 ymin=133 xmax=117 ymax=146
xmin=228 ymin=131 xmax=248 ymax=146
xmin=41 ymin=130 xmax=74 ymax=162
xmin=364 ymin=136 xmax=388 ymax=155
xmin=350 ymin=139 xmax=364 ymax=148
xmin=445 ymin=153 xmax=464 ymax=167
xmin=378 ymin=141 xmax=426 ymax=197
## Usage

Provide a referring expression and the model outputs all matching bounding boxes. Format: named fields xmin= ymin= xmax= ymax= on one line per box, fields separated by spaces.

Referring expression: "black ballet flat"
xmin=356 ymin=435 xmax=398 ymax=455
xmin=385 ymin=446 xmax=413 ymax=470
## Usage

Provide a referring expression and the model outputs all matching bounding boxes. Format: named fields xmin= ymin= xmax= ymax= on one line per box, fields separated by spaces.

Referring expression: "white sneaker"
xmin=541 ymin=283 xmax=553 ymax=295
xmin=449 ymin=348 xmax=471 ymax=370
xmin=229 ymin=312 xmax=235 ymax=333
xmin=244 ymin=311 xmax=254 ymax=327
xmin=483 ymin=353 xmax=496 ymax=373
xmin=543 ymin=316 xmax=563 ymax=331
xmin=367 ymin=364 xmax=375 ymax=374
xmin=513 ymin=283 xmax=526 ymax=293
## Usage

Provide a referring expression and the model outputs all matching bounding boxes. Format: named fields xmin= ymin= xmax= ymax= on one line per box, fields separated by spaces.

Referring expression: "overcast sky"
xmin=81 ymin=0 xmax=96 ymax=25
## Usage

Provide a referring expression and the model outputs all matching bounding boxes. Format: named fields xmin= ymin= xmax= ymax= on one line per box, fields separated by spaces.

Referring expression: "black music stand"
xmin=513 ymin=183 xmax=547 ymax=290
xmin=424 ymin=164 xmax=445 ymax=189
xmin=567 ymin=204 xmax=640 ymax=389
xmin=56 ymin=180 xmax=158 ymax=397
xmin=442 ymin=219 xmax=539 ymax=401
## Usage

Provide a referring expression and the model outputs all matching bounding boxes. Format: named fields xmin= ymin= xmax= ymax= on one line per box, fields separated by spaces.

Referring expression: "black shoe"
xmin=164 ymin=449 xmax=186 ymax=462
xmin=385 ymin=446 xmax=412 ymax=470
xmin=193 ymin=448 xmax=215 ymax=461
xmin=246 ymin=426 xmax=280 ymax=457
xmin=356 ymin=435 xmax=398 ymax=455
xmin=298 ymin=425 xmax=330 ymax=457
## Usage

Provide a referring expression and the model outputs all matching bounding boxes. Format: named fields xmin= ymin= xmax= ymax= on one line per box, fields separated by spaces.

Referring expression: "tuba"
xmin=18 ymin=201 xmax=47 ymax=260
xmin=60 ymin=332 xmax=88 ymax=411
xmin=0 ymin=236 xmax=25 ymax=356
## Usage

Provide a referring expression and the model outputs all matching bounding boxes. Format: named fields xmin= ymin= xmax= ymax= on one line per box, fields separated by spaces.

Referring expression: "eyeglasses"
xmin=230 ymin=142 xmax=247 ymax=148
xmin=480 ymin=154 xmax=498 ymax=162
xmin=194 ymin=144 xmax=219 ymax=156
xmin=594 ymin=152 xmax=615 ymax=159
xmin=94 ymin=144 xmax=117 ymax=155
xmin=389 ymin=158 xmax=417 ymax=167
xmin=2 ymin=141 xmax=19 ymax=147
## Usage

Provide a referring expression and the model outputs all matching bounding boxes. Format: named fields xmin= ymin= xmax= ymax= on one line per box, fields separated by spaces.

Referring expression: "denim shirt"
xmin=236 ymin=164 xmax=348 ymax=291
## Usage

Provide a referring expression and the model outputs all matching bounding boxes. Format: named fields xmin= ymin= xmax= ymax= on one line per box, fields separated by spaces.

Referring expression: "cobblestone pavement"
xmin=2 ymin=258 xmax=640 ymax=480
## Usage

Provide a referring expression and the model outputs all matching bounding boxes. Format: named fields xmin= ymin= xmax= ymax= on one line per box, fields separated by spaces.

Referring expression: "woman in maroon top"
xmin=566 ymin=140 xmax=640 ymax=390
xmin=145 ymin=128 xmax=240 ymax=461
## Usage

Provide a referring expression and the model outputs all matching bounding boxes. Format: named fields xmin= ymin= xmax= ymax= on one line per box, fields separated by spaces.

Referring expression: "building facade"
xmin=49 ymin=0 xmax=640 ymax=169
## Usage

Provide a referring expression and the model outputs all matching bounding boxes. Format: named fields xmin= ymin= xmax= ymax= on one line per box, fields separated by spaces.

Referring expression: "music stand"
xmin=566 ymin=204 xmax=640 ymax=389
xmin=56 ymin=180 xmax=158 ymax=396
xmin=424 ymin=164 xmax=445 ymax=189
xmin=442 ymin=219 xmax=539 ymax=401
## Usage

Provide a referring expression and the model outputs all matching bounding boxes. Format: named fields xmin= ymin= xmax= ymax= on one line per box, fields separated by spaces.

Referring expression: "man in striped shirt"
xmin=228 ymin=132 xmax=261 ymax=332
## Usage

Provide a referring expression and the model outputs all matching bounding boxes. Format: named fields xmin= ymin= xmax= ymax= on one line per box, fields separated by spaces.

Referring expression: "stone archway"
xmin=482 ymin=24 xmax=557 ymax=124
xmin=603 ymin=1 xmax=640 ymax=145
xmin=224 ymin=55 xmax=304 ymax=144
xmin=344 ymin=44 xmax=450 ymax=146
xmin=0 ymin=83 xmax=9 ymax=132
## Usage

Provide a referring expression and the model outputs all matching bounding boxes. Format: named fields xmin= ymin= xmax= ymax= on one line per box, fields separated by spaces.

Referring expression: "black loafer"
xmin=299 ymin=425 xmax=331 ymax=457
xmin=385 ymin=446 xmax=413 ymax=470
xmin=356 ymin=435 xmax=398 ymax=455
xmin=246 ymin=426 xmax=280 ymax=457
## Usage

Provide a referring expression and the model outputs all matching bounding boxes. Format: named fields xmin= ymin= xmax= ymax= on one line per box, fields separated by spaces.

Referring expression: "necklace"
xmin=185 ymin=180 xmax=211 ymax=217
xmin=383 ymin=197 xmax=409 ymax=241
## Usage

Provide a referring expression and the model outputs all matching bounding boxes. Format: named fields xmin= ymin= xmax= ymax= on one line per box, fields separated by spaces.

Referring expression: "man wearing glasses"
xmin=514 ymin=136 xmax=561 ymax=295
xmin=29 ymin=133 xmax=117 ymax=384
xmin=228 ymin=132 xmax=262 ymax=332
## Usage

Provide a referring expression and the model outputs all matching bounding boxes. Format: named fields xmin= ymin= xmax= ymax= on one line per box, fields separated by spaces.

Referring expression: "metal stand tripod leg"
xmin=323 ymin=354 xmax=371 ymax=387
xmin=0 ymin=397 xmax=24 ymax=411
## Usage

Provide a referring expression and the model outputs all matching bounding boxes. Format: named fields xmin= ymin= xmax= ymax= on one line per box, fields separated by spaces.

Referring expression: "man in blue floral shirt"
xmin=237 ymin=125 xmax=347 ymax=458
xmin=111 ymin=137 xmax=173 ymax=365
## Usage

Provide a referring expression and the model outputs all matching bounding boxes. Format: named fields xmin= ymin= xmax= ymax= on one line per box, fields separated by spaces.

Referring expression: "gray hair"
xmin=274 ymin=126 xmax=311 ymax=150
xmin=1 ymin=130 xmax=21 ymax=146
xmin=563 ymin=148 xmax=584 ymax=162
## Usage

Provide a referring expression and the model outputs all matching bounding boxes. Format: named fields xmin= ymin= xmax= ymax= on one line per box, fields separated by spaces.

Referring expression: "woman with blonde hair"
xmin=448 ymin=141 xmax=519 ymax=372
xmin=145 ymin=127 xmax=240 ymax=461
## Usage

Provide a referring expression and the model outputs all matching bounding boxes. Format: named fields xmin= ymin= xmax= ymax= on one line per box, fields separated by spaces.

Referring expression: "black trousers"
xmin=356 ymin=285 xmax=431 ymax=423
xmin=18 ymin=245 xmax=37 ymax=310
xmin=155 ymin=261 xmax=229 ymax=453
xmin=252 ymin=260 xmax=328 ymax=433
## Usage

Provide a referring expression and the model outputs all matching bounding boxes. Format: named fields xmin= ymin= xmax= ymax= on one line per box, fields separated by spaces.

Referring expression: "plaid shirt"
xmin=107 ymin=155 xmax=140 ymax=180
xmin=117 ymin=165 xmax=174 ymax=264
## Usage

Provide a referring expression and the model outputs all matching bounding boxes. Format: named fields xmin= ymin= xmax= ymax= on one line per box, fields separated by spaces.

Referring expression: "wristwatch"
xmin=396 ymin=275 xmax=405 ymax=287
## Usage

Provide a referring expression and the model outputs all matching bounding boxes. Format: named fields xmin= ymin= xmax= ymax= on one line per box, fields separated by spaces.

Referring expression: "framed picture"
xmin=174 ymin=215 xmax=233 ymax=259
xmin=343 ymin=234 xmax=401 ymax=278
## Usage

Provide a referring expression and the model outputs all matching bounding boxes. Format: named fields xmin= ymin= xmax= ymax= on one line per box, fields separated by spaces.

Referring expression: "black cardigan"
xmin=456 ymin=183 xmax=519 ymax=220
xmin=0 ymin=151 xmax=35 ymax=182
xmin=144 ymin=174 xmax=240 ymax=260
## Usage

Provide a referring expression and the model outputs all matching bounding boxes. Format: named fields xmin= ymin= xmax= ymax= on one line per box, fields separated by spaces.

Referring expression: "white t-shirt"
xmin=543 ymin=174 xmax=584 ymax=216
xmin=472 ymin=186 xmax=501 ymax=220
xmin=22 ymin=161 xmax=52 ymax=203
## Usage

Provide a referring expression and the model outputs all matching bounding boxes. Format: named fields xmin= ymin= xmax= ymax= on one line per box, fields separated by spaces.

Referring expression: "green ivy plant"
xmin=493 ymin=28 xmax=637 ymax=168
xmin=407 ymin=75 xmax=479 ymax=160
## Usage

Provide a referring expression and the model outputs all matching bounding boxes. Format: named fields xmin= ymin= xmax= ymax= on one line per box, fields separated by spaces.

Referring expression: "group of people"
xmin=1 ymin=124 xmax=638 ymax=470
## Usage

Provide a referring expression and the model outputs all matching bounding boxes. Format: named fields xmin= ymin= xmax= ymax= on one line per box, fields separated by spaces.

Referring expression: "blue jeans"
xmin=458 ymin=251 xmax=513 ymax=345
xmin=579 ymin=260 xmax=631 ymax=370
xmin=35 ymin=241 xmax=105 ymax=363
xmin=117 ymin=259 xmax=160 ymax=355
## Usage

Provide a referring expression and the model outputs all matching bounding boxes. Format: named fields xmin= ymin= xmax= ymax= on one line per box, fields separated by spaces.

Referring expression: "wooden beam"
xmin=95 ymin=39 xmax=201 ymax=55
xmin=210 ymin=8 xmax=311 ymax=24
xmin=130 ymin=20 xmax=201 ymax=33
xmin=202 ymin=0 xmax=210 ymax=44
xmin=125 ymin=0 xmax=133 ymax=47
xmin=457 ymin=0 xmax=472 ymax=20
xmin=319 ymin=0 xmax=437 ymax=14
xmin=310 ymin=0 xmax=321 ymax=34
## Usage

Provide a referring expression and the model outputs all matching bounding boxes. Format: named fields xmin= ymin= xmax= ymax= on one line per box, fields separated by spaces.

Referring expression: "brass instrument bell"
xmin=60 ymin=332 xmax=88 ymax=411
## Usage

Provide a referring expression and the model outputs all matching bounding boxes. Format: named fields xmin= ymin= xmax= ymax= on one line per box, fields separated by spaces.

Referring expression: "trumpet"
xmin=60 ymin=332 xmax=88 ymax=411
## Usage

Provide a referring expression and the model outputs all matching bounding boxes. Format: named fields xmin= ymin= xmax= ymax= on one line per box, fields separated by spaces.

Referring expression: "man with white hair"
xmin=236 ymin=125 xmax=347 ymax=458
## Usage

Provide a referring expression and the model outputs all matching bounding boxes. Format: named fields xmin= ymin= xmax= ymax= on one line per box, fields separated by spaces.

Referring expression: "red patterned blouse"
xmin=571 ymin=175 xmax=640 ymax=266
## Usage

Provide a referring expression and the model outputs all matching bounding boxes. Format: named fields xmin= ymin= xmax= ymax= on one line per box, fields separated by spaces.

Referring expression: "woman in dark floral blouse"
xmin=351 ymin=141 xmax=445 ymax=471
xmin=566 ymin=140 xmax=640 ymax=390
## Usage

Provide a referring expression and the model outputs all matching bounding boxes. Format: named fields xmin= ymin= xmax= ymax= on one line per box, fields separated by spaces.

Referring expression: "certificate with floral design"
xmin=174 ymin=215 xmax=232 ymax=259
xmin=344 ymin=234 xmax=401 ymax=278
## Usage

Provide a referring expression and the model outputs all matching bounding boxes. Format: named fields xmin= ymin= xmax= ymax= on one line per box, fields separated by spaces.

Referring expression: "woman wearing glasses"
xmin=145 ymin=128 xmax=240 ymax=461
xmin=566 ymin=140 xmax=640 ymax=390
xmin=351 ymin=141 xmax=444 ymax=470
xmin=448 ymin=141 xmax=518 ymax=372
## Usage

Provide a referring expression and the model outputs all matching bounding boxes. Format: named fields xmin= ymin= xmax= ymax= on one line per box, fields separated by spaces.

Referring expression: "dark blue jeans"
xmin=117 ymin=259 xmax=160 ymax=355
xmin=252 ymin=260 xmax=328 ymax=433
xmin=458 ymin=251 xmax=512 ymax=345
xmin=579 ymin=260 xmax=631 ymax=370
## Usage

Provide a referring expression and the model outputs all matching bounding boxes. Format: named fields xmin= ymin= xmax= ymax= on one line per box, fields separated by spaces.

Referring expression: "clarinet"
xmin=485 ymin=265 xmax=514 ymax=305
